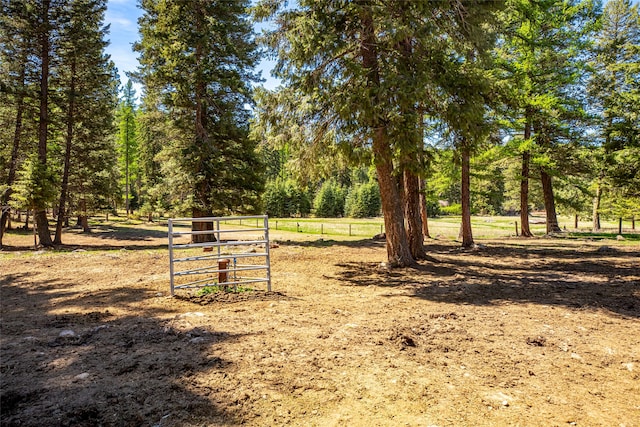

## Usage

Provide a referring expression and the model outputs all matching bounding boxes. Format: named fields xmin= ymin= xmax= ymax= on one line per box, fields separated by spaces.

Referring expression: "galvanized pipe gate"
xmin=168 ymin=215 xmax=271 ymax=296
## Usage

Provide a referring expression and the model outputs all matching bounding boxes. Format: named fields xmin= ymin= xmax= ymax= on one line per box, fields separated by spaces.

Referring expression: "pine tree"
xmin=588 ymin=0 xmax=640 ymax=227
xmin=495 ymin=0 xmax=600 ymax=235
xmin=116 ymin=79 xmax=138 ymax=217
xmin=254 ymin=0 xmax=501 ymax=265
xmin=0 ymin=0 xmax=38 ymax=248
xmin=52 ymin=0 xmax=118 ymax=242
xmin=134 ymin=0 xmax=263 ymax=241
xmin=136 ymin=96 xmax=171 ymax=220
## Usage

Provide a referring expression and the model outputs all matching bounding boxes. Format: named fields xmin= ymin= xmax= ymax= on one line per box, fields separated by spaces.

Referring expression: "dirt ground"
xmin=1 ymin=223 xmax=639 ymax=426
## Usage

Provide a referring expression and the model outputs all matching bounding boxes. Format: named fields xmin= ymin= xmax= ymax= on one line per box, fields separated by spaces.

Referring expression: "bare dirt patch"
xmin=1 ymin=225 xmax=639 ymax=426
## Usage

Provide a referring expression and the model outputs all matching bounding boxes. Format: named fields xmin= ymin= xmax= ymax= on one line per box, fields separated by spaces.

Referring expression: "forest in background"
xmin=0 ymin=0 xmax=638 ymax=265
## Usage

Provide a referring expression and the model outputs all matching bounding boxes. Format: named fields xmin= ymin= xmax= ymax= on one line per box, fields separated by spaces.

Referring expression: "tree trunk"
xmin=418 ymin=178 xmax=431 ymax=240
xmin=189 ymin=11 xmax=218 ymax=245
xmin=375 ymin=135 xmax=413 ymax=267
xmin=460 ymin=145 xmax=474 ymax=248
xmin=520 ymin=151 xmax=533 ymax=237
xmin=191 ymin=205 xmax=216 ymax=244
xmin=54 ymin=59 xmax=77 ymax=245
xmin=574 ymin=214 xmax=578 ymax=230
xmin=35 ymin=0 xmax=53 ymax=247
xmin=78 ymin=198 xmax=90 ymax=233
xmin=403 ymin=169 xmax=426 ymax=259
xmin=79 ymin=216 xmax=89 ymax=233
xmin=360 ymin=6 xmax=413 ymax=267
xmin=125 ymin=113 xmax=130 ymax=218
xmin=540 ymin=168 xmax=561 ymax=234
xmin=592 ymin=176 xmax=602 ymax=232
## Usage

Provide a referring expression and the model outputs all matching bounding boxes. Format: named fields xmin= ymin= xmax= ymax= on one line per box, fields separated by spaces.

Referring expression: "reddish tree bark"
xmin=520 ymin=115 xmax=534 ymax=237
xmin=54 ymin=59 xmax=76 ymax=245
xmin=418 ymin=178 xmax=431 ymax=240
xmin=540 ymin=168 xmax=562 ymax=234
xmin=35 ymin=0 xmax=53 ymax=247
xmin=403 ymin=169 xmax=426 ymax=259
xmin=360 ymin=6 xmax=413 ymax=267
xmin=460 ymin=145 xmax=474 ymax=248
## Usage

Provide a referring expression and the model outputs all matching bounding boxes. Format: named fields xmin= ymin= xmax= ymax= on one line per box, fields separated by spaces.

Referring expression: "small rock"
xmin=155 ymin=292 xmax=163 ymax=297
xmin=59 ymin=330 xmax=76 ymax=338
xmin=177 ymin=312 xmax=205 ymax=318
xmin=372 ymin=233 xmax=386 ymax=240
xmin=616 ymin=235 xmax=625 ymax=241
xmin=485 ymin=391 xmax=513 ymax=407
xmin=72 ymin=249 xmax=86 ymax=252
xmin=623 ymin=362 xmax=634 ymax=372
xmin=377 ymin=262 xmax=390 ymax=271
xmin=597 ymin=246 xmax=613 ymax=253
xmin=189 ymin=337 xmax=205 ymax=344
xmin=570 ymin=353 xmax=582 ymax=361
xmin=74 ymin=372 xmax=90 ymax=380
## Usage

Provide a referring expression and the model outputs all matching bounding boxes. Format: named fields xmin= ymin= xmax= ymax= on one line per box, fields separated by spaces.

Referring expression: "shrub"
xmin=314 ymin=179 xmax=345 ymax=217
xmin=263 ymin=179 xmax=312 ymax=218
xmin=440 ymin=203 xmax=462 ymax=215
xmin=425 ymin=199 xmax=441 ymax=218
xmin=345 ymin=181 xmax=381 ymax=218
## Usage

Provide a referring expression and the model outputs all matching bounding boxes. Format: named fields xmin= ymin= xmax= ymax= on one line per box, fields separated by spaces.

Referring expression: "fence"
xmin=168 ymin=215 xmax=271 ymax=296
xmin=271 ymin=219 xmax=385 ymax=237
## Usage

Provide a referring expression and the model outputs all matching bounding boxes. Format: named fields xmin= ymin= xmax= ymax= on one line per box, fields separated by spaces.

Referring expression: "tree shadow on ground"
xmin=87 ymin=224 xmax=170 ymax=241
xmin=276 ymin=237 xmax=386 ymax=249
xmin=0 ymin=273 xmax=251 ymax=426
xmin=1 ymin=223 xmax=173 ymax=252
xmin=333 ymin=241 xmax=640 ymax=319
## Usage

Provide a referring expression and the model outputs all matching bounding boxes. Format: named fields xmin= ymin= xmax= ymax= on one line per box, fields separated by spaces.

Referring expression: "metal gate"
xmin=168 ymin=215 xmax=271 ymax=296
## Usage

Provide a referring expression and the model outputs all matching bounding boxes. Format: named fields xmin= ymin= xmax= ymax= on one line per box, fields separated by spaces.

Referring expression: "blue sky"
xmin=104 ymin=0 xmax=279 ymax=98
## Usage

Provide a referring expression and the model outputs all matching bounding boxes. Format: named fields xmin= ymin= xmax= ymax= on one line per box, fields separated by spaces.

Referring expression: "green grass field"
xmin=30 ymin=212 xmax=632 ymax=244
xmin=219 ymin=215 xmax=638 ymax=241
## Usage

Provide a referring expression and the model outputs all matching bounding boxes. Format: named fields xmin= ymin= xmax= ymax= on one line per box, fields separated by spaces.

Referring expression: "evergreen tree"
xmin=588 ymin=0 xmax=640 ymax=227
xmin=53 ymin=0 xmax=118 ymax=242
xmin=134 ymin=0 xmax=263 ymax=241
xmin=30 ymin=0 xmax=63 ymax=246
xmin=116 ymin=79 xmax=138 ymax=217
xmin=255 ymin=0 xmax=502 ymax=266
xmin=495 ymin=0 xmax=600 ymax=235
xmin=136 ymin=99 xmax=168 ymax=220
xmin=0 ymin=0 xmax=39 ymax=248
xmin=1 ymin=0 xmax=77 ymax=247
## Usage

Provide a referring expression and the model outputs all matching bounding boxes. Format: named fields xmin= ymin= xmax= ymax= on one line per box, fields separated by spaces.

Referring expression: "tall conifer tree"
xmin=255 ymin=0 xmax=501 ymax=265
xmin=495 ymin=0 xmax=599 ymax=235
xmin=588 ymin=0 xmax=640 ymax=228
xmin=116 ymin=79 xmax=138 ymax=217
xmin=134 ymin=0 xmax=263 ymax=241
